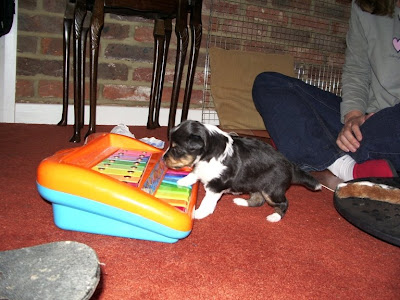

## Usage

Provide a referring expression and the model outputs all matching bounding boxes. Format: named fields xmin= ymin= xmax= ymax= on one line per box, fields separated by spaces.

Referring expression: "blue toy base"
xmin=37 ymin=184 xmax=191 ymax=243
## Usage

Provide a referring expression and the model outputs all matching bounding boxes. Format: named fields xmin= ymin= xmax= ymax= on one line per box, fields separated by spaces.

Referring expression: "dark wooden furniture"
xmin=59 ymin=0 xmax=92 ymax=133
xmin=60 ymin=0 xmax=202 ymax=142
xmin=58 ymin=0 xmax=74 ymax=128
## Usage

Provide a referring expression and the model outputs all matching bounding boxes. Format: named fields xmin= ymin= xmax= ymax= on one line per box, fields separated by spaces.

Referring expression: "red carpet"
xmin=0 ymin=123 xmax=399 ymax=299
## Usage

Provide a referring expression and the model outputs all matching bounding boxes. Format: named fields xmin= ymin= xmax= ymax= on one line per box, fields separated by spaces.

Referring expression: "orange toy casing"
xmin=36 ymin=133 xmax=198 ymax=243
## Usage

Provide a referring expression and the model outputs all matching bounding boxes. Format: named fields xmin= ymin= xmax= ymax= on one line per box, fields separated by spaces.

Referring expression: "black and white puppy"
xmin=163 ymin=120 xmax=321 ymax=222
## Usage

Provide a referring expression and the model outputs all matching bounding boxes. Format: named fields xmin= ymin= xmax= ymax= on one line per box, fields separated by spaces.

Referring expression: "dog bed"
xmin=334 ymin=177 xmax=400 ymax=246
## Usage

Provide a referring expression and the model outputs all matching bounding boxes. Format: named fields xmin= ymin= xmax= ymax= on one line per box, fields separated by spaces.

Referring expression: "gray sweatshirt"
xmin=341 ymin=0 xmax=400 ymax=123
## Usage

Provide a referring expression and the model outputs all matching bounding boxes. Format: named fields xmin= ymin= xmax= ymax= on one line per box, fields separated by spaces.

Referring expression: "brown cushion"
xmin=209 ymin=47 xmax=295 ymax=130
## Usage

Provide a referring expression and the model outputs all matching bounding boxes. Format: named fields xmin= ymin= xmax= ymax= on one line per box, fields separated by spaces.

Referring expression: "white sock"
xmin=327 ymin=155 xmax=356 ymax=181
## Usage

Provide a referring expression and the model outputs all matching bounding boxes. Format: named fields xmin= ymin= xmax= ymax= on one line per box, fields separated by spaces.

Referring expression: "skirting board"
xmin=14 ymin=103 xmax=204 ymax=126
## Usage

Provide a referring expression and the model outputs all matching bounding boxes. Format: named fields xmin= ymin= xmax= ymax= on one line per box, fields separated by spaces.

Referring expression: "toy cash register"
xmin=36 ymin=133 xmax=198 ymax=243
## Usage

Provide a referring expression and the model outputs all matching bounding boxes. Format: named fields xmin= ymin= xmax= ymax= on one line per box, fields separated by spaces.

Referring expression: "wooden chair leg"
xmin=182 ymin=0 xmax=202 ymax=122
xmin=168 ymin=2 xmax=189 ymax=135
xmin=86 ymin=0 xmax=104 ymax=140
xmin=58 ymin=1 xmax=75 ymax=126
xmin=147 ymin=19 xmax=165 ymax=129
xmin=79 ymin=11 xmax=91 ymax=129
xmin=70 ymin=0 xmax=87 ymax=143
xmin=154 ymin=18 xmax=172 ymax=128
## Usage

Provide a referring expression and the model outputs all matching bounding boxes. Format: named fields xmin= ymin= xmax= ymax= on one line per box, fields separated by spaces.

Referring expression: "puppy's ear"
xmin=187 ymin=134 xmax=204 ymax=151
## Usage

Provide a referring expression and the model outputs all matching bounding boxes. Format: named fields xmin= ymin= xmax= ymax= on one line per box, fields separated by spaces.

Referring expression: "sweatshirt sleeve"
xmin=340 ymin=1 xmax=371 ymax=123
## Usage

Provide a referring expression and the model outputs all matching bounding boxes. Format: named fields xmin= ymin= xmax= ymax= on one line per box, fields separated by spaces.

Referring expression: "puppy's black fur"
xmin=164 ymin=120 xmax=321 ymax=221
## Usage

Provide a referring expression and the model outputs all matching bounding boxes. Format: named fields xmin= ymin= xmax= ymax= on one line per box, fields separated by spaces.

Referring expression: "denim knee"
xmin=253 ymin=72 xmax=292 ymax=91
xmin=253 ymin=72 xmax=288 ymax=110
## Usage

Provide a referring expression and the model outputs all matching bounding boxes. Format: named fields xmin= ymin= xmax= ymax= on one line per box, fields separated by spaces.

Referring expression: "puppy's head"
xmin=163 ymin=120 xmax=207 ymax=169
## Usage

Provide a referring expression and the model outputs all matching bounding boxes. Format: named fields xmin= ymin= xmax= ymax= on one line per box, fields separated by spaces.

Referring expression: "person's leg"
xmin=352 ymin=103 xmax=400 ymax=172
xmin=252 ymin=72 xmax=398 ymax=179
xmin=328 ymin=104 xmax=400 ymax=179
xmin=329 ymin=104 xmax=400 ymax=180
xmin=252 ymin=72 xmax=343 ymax=172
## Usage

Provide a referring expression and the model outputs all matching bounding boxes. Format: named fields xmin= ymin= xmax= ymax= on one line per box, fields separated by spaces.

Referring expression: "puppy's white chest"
xmin=194 ymin=158 xmax=226 ymax=184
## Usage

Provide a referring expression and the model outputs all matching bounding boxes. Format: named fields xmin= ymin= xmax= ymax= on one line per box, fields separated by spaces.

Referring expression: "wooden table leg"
xmin=85 ymin=0 xmax=104 ymax=140
xmin=147 ymin=19 xmax=165 ymax=129
xmin=182 ymin=0 xmax=202 ymax=122
xmin=58 ymin=1 xmax=75 ymax=126
xmin=79 ymin=11 xmax=91 ymax=130
xmin=154 ymin=18 xmax=172 ymax=128
xmin=70 ymin=0 xmax=87 ymax=143
xmin=168 ymin=1 xmax=189 ymax=135
xmin=147 ymin=18 xmax=172 ymax=129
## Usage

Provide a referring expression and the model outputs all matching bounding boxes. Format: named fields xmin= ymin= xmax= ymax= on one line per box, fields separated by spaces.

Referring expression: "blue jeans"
xmin=252 ymin=72 xmax=400 ymax=172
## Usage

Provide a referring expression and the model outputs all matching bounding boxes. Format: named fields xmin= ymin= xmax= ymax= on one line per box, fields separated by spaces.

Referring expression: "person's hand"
xmin=336 ymin=110 xmax=374 ymax=152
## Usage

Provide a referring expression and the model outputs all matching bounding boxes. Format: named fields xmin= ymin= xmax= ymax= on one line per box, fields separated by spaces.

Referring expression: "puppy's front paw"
xmin=177 ymin=177 xmax=193 ymax=187
xmin=194 ymin=190 xmax=221 ymax=220
xmin=194 ymin=207 xmax=213 ymax=219
xmin=177 ymin=173 xmax=198 ymax=187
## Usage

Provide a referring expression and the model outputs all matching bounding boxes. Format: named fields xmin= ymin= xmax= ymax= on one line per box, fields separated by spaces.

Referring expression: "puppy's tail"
xmin=291 ymin=165 xmax=322 ymax=191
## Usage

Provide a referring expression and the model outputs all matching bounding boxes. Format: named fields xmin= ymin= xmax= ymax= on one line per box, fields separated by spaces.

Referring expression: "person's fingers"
xmin=337 ymin=124 xmax=361 ymax=152
xmin=350 ymin=123 xmax=362 ymax=143
xmin=336 ymin=137 xmax=349 ymax=152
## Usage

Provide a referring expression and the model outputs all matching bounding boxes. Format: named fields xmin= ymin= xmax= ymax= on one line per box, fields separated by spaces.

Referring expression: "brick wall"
xmin=15 ymin=0 xmax=351 ymax=114
xmin=16 ymin=0 xmax=208 ymax=111
xmin=207 ymin=0 xmax=351 ymax=66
